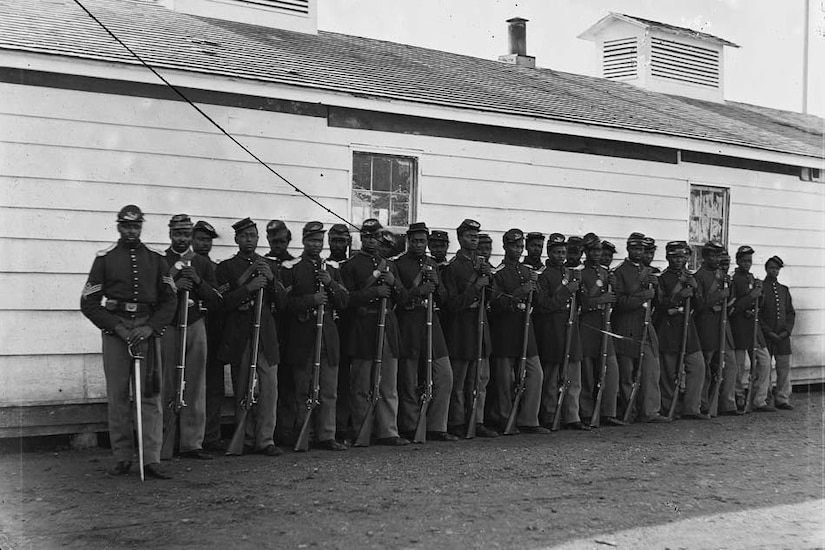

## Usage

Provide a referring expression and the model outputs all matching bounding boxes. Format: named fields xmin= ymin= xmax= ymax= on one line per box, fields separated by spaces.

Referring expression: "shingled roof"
xmin=1 ymin=0 xmax=822 ymax=160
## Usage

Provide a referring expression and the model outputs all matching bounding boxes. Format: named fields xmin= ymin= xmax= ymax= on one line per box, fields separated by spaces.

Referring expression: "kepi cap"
xmin=566 ymin=236 xmax=584 ymax=249
xmin=232 ymin=217 xmax=257 ymax=234
xmin=526 ymin=232 xmax=545 ymax=242
xmin=360 ymin=218 xmax=382 ymax=236
xmin=193 ymin=220 xmax=218 ymax=239
xmin=117 ymin=205 xmax=144 ymax=223
xmin=702 ymin=241 xmax=725 ymax=254
xmin=765 ymin=255 xmax=784 ymax=268
xmin=328 ymin=223 xmax=350 ymax=237
xmin=547 ymin=233 xmax=566 ymax=248
xmin=456 ymin=219 xmax=481 ymax=236
xmin=379 ymin=229 xmax=396 ymax=246
xmin=429 ymin=230 xmax=449 ymax=243
xmin=266 ymin=219 xmax=288 ymax=234
xmin=168 ymin=214 xmax=193 ymax=230
xmin=665 ymin=240 xmax=690 ymax=255
xmin=736 ymin=245 xmax=755 ymax=259
xmin=627 ymin=232 xmax=645 ymax=247
xmin=642 ymin=236 xmax=656 ymax=250
xmin=302 ymin=221 xmax=325 ymax=238
xmin=582 ymin=232 xmax=601 ymax=249
xmin=601 ymin=240 xmax=617 ymax=254
xmin=478 ymin=233 xmax=492 ymax=244
xmin=407 ymin=222 xmax=429 ymax=235
xmin=502 ymin=228 xmax=524 ymax=244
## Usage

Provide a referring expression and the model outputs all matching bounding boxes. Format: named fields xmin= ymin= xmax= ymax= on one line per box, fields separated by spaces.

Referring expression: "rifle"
xmin=622 ymin=272 xmax=654 ymax=423
xmin=744 ymin=276 xmax=761 ymax=413
xmin=128 ymin=344 xmax=145 ymax=482
xmin=552 ymin=267 xmax=580 ymax=431
xmin=589 ymin=275 xmax=613 ymax=429
xmin=354 ymin=265 xmax=389 ymax=447
xmin=503 ymin=287 xmax=535 ymax=435
xmin=161 ymin=275 xmax=190 ymax=459
xmin=707 ymin=274 xmax=729 ymax=417
xmin=465 ymin=259 xmax=488 ymax=439
xmin=667 ymin=292 xmax=692 ymax=420
xmin=226 ymin=287 xmax=264 ymax=456
xmin=295 ymin=261 xmax=326 ymax=452
xmin=413 ymin=264 xmax=435 ymax=444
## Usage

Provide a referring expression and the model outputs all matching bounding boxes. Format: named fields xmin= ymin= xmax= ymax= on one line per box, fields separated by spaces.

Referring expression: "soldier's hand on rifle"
xmin=181 ymin=265 xmax=201 ymax=285
xmin=475 ymin=275 xmax=490 ymax=288
xmin=419 ymin=280 xmax=436 ymax=296
xmin=256 ymin=260 xmax=274 ymax=282
xmin=380 ymin=270 xmax=395 ymax=287
xmin=749 ymin=286 xmax=762 ymax=298
xmin=679 ymin=286 xmax=694 ymax=298
xmin=479 ymin=261 xmax=492 ymax=277
xmin=128 ymin=325 xmax=154 ymax=345
xmin=639 ymin=287 xmax=655 ymax=302
xmin=719 ymin=287 xmax=730 ymax=299
xmin=114 ymin=324 xmax=131 ymax=343
xmin=312 ymin=291 xmax=328 ymax=306
xmin=374 ymin=284 xmax=392 ymax=298
xmin=317 ymin=269 xmax=332 ymax=286
xmin=566 ymin=279 xmax=580 ymax=293
xmin=176 ymin=277 xmax=194 ymax=291
xmin=600 ymin=290 xmax=616 ymax=304
xmin=246 ymin=275 xmax=268 ymax=292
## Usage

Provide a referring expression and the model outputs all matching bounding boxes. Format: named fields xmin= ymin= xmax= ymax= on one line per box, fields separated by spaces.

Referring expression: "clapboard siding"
xmin=0 ymin=80 xmax=823 ymax=424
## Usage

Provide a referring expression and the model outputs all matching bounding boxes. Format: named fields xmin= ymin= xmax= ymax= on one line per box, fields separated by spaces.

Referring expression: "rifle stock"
xmin=355 ymin=269 xmax=389 ymax=447
xmin=504 ymin=289 xmax=534 ymax=435
xmin=295 ymin=301 xmax=325 ymax=452
xmin=226 ymin=287 xmax=264 ymax=456
xmin=161 ymin=287 xmax=189 ymax=459
xmin=708 ymin=276 xmax=728 ymax=417
xmin=413 ymin=285 xmax=434 ymax=444
xmin=465 ymin=286 xmax=487 ymax=439
xmin=622 ymin=277 xmax=653 ymax=423
xmin=590 ymin=281 xmax=613 ymax=429
xmin=552 ymin=270 xmax=579 ymax=431
xmin=667 ymin=295 xmax=692 ymax=420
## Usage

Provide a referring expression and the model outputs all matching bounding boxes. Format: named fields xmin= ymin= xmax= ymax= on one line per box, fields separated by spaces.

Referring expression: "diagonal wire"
xmin=70 ymin=0 xmax=359 ymax=230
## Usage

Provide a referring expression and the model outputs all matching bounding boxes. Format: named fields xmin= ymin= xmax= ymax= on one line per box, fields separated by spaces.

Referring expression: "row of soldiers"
xmin=80 ymin=205 xmax=795 ymax=480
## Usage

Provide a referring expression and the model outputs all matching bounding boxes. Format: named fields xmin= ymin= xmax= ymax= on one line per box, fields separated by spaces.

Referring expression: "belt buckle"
xmin=125 ymin=303 xmax=138 ymax=312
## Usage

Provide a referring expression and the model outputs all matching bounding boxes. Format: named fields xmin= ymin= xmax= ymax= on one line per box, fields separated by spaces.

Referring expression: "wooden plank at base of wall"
xmin=0 ymin=402 xmax=108 ymax=438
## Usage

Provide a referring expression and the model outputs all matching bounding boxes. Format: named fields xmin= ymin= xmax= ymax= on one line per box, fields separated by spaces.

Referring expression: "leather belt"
xmin=106 ymin=300 xmax=153 ymax=315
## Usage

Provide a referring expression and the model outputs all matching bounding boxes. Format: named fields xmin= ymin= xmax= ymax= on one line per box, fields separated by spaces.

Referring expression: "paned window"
xmin=689 ymin=184 xmax=729 ymax=269
xmin=351 ymin=152 xmax=416 ymax=230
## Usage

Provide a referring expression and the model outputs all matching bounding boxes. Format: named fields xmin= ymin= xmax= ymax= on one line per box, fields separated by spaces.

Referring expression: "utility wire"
xmin=71 ymin=0 xmax=359 ymax=230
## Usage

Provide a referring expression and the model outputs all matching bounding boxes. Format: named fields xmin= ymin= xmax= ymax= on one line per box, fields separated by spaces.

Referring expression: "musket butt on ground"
xmin=225 ymin=412 xmax=248 ymax=456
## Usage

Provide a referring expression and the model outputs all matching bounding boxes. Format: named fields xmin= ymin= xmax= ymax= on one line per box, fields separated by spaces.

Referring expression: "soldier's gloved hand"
xmin=256 ymin=260 xmax=274 ymax=282
xmin=639 ymin=288 xmax=655 ymax=302
xmin=419 ymin=281 xmax=436 ymax=296
xmin=176 ymin=277 xmax=194 ymax=291
xmin=778 ymin=330 xmax=789 ymax=340
xmin=679 ymin=287 xmax=694 ymax=298
xmin=749 ymin=286 xmax=762 ymax=298
xmin=374 ymin=284 xmax=392 ymax=298
xmin=600 ymin=290 xmax=616 ymax=304
xmin=246 ymin=276 xmax=267 ymax=292
xmin=380 ymin=271 xmax=395 ymax=286
xmin=181 ymin=266 xmax=201 ymax=285
xmin=114 ymin=324 xmax=131 ymax=343
xmin=313 ymin=291 xmax=328 ymax=306
xmin=317 ymin=270 xmax=332 ymax=286
xmin=719 ymin=287 xmax=730 ymax=299
xmin=566 ymin=280 xmax=580 ymax=293
xmin=479 ymin=262 xmax=492 ymax=277
xmin=127 ymin=325 xmax=154 ymax=346
xmin=475 ymin=275 xmax=490 ymax=288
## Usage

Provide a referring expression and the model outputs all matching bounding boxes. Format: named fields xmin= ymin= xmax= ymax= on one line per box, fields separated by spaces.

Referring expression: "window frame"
xmin=687 ymin=183 xmax=730 ymax=269
xmin=349 ymin=147 xmax=420 ymax=234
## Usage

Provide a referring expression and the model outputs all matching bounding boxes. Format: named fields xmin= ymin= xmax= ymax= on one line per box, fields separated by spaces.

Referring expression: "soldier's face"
xmin=667 ymin=253 xmax=687 ymax=271
xmin=170 ymin=228 xmax=192 ymax=253
xmin=478 ymin=241 xmax=492 ymax=259
xmin=117 ymin=222 xmax=142 ymax=244
xmin=192 ymin=231 xmax=213 ymax=256
xmin=328 ymin=236 xmax=349 ymax=257
xmin=566 ymin=248 xmax=582 ymax=265
xmin=458 ymin=229 xmax=478 ymax=252
xmin=737 ymin=255 xmax=752 ymax=272
xmin=720 ymin=257 xmax=730 ymax=273
xmin=429 ymin=241 xmax=448 ymax=260
xmin=642 ymin=248 xmax=655 ymax=266
xmin=235 ymin=227 xmax=259 ymax=254
xmin=303 ymin=235 xmax=324 ymax=259
xmin=547 ymin=245 xmax=567 ymax=266
xmin=627 ymin=245 xmax=645 ymax=263
xmin=584 ymin=245 xmax=602 ymax=263
xmin=407 ymin=232 xmax=428 ymax=257
xmin=765 ymin=264 xmax=781 ymax=278
xmin=361 ymin=233 xmax=378 ymax=254
xmin=267 ymin=229 xmax=290 ymax=255
xmin=600 ymin=250 xmax=614 ymax=267
xmin=704 ymin=252 xmax=720 ymax=270
xmin=504 ymin=241 xmax=524 ymax=262
xmin=526 ymin=240 xmax=543 ymax=259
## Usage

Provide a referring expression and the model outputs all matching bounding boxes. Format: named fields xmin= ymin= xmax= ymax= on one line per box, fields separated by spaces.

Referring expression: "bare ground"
xmin=1 ymin=389 xmax=823 ymax=550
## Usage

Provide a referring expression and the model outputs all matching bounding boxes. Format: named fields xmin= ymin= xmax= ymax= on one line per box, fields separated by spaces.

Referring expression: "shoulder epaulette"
xmin=281 ymin=257 xmax=301 ymax=269
xmin=95 ymin=243 xmax=117 ymax=257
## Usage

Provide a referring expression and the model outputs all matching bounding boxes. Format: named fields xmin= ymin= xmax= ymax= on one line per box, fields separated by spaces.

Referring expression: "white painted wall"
xmin=1 ymin=81 xmax=822 ymax=413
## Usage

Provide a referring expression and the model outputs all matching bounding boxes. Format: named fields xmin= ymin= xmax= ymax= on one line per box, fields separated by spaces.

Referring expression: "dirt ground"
xmin=1 ymin=390 xmax=823 ymax=550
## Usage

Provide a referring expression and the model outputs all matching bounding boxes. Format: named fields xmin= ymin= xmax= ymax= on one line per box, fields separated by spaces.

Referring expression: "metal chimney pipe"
xmin=506 ymin=17 xmax=528 ymax=56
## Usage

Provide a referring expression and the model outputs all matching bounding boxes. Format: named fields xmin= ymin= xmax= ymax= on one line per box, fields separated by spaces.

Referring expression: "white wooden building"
xmin=0 ymin=0 xmax=822 ymax=436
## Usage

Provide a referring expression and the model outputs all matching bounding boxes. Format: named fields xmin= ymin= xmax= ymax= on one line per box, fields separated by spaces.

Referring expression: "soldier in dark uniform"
xmin=534 ymin=233 xmax=588 ymax=430
xmin=340 ymin=219 xmax=409 ymax=446
xmin=192 ymin=220 xmax=227 ymax=451
xmin=265 ymin=220 xmax=295 ymax=264
xmin=600 ymin=240 xmax=617 ymax=269
xmin=394 ymin=222 xmax=458 ymax=442
xmin=654 ymin=241 xmax=707 ymax=419
xmin=428 ymin=230 xmax=450 ymax=266
xmin=477 ymin=233 xmax=493 ymax=261
xmin=327 ymin=223 xmax=353 ymax=441
xmin=693 ymin=241 xmax=739 ymax=416
xmin=523 ymin=232 xmax=544 ymax=271
xmin=642 ymin=237 xmax=659 ymax=272
xmin=161 ymin=215 xmax=222 ymax=459
xmin=565 ymin=236 xmax=584 ymax=268
xmin=612 ymin=233 xmax=669 ymax=423
xmin=442 ymin=219 xmax=498 ymax=438
xmin=378 ymin=229 xmax=400 ymax=259
xmin=578 ymin=233 xmax=623 ymax=426
xmin=215 ymin=218 xmax=286 ymax=456
xmin=280 ymin=222 xmax=349 ymax=451
xmin=730 ymin=245 xmax=773 ymax=412
xmin=488 ymin=229 xmax=549 ymax=434
xmin=80 ymin=205 xmax=176 ymax=478
xmin=761 ymin=256 xmax=795 ymax=410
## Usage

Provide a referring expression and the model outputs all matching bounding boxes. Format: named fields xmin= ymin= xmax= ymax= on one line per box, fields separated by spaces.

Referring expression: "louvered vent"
xmin=603 ymin=37 xmax=638 ymax=79
xmin=650 ymin=37 xmax=719 ymax=88
xmin=236 ymin=0 xmax=309 ymax=15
